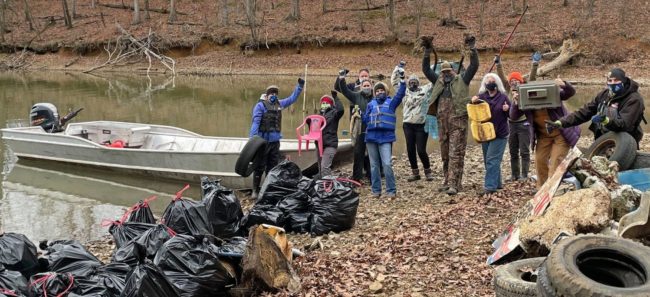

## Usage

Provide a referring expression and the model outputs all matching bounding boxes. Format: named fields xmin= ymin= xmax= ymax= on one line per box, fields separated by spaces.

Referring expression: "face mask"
xmin=376 ymin=93 xmax=387 ymax=101
xmin=510 ymin=81 xmax=520 ymax=89
xmin=269 ymin=95 xmax=278 ymax=103
xmin=320 ymin=103 xmax=331 ymax=110
xmin=408 ymin=82 xmax=419 ymax=92
xmin=361 ymin=88 xmax=372 ymax=96
xmin=486 ymin=82 xmax=498 ymax=91
xmin=443 ymin=73 xmax=454 ymax=83
xmin=608 ymin=82 xmax=624 ymax=95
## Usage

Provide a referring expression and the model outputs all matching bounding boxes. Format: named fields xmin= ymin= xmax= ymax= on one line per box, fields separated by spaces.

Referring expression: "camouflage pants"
xmin=437 ymin=97 xmax=468 ymax=190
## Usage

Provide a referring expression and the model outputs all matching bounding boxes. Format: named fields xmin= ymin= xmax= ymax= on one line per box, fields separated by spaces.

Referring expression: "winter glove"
xmin=398 ymin=60 xmax=406 ymax=68
xmin=532 ymin=52 xmax=542 ymax=64
xmin=398 ymin=68 xmax=405 ymax=79
xmin=331 ymin=90 xmax=338 ymax=98
xmin=591 ymin=114 xmax=609 ymax=125
xmin=544 ymin=120 xmax=562 ymax=134
xmin=298 ymin=77 xmax=305 ymax=86
xmin=464 ymin=35 xmax=476 ymax=49
xmin=494 ymin=55 xmax=501 ymax=65
xmin=421 ymin=36 xmax=433 ymax=50
xmin=338 ymin=69 xmax=349 ymax=78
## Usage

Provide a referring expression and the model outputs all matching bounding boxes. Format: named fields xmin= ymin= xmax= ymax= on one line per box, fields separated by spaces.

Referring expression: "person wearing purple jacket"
xmin=509 ymin=77 xmax=580 ymax=189
xmin=471 ymin=73 xmax=511 ymax=196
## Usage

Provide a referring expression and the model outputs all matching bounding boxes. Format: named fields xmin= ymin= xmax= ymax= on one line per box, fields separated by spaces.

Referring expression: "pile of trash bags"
xmin=242 ymin=160 xmax=361 ymax=236
xmin=0 ymin=160 xmax=359 ymax=296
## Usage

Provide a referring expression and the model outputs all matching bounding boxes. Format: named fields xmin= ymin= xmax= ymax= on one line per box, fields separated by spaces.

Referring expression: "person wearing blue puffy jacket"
xmin=248 ymin=77 xmax=304 ymax=199
xmin=363 ymin=68 xmax=407 ymax=198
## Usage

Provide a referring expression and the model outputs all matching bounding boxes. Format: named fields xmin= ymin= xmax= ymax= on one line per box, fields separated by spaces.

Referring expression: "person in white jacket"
xmin=391 ymin=61 xmax=434 ymax=182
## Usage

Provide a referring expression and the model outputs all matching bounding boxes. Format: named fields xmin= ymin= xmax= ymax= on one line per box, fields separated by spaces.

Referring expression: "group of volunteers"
xmin=248 ymin=35 xmax=646 ymax=199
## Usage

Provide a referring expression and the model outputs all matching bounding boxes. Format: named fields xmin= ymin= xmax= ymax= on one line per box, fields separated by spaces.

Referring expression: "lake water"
xmin=0 ymin=72 xmax=648 ymax=243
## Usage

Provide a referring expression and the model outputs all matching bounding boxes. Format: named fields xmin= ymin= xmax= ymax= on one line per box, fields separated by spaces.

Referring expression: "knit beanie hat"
xmin=320 ymin=95 xmax=334 ymax=106
xmin=608 ymin=68 xmax=626 ymax=81
xmin=373 ymin=82 xmax=388 ymax=94
xmin=507 ymin=72 xmax=524 ymax=83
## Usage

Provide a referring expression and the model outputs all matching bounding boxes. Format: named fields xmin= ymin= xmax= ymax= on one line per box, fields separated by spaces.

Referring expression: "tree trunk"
xmin=71 ymin=0 xmax=77 ymax=19
xmin=245 ymin=0 xmax=258 ymax=45
xmin=479 ymin=0 xmax=485 ymax=37
xmin=62 ymin=0 xmax=73 ymax=29
xmin=534 ymin=39 xmax=580 ymax=77
xmin=322 ymin=0 xmax=327 ymax=14
xmin=447 ymin=0 xmax=453 ymax=20
xmin=132 ymin=0 xmax=140 ymax=24
xmin=0 ymin=1 xmax=6 ymax=42
xmin=388 ymin=0 xmax=395 ymax=37
xmin=365 ymin=0 xmax=371 ymax=10
xmin=219 ymin=0 xmax=228 ymax=26
xmin=91 ymin=0 xmax=95 ymax=9
xmin=587 ymin=0 xmax=595 ymax=17
xmin=23 ymin=0 xmax=34 ymax=31
xmin=144 ymin=0 xmax=150 ymax=19
xmin=168 ymin=0 xmax=177 ymax=23
xmin=522 ymin=0 xmax=527 ymax=10
xmin=414 ymin=0 xmax=424 ymax=38
xmin=288 ymin=0 xmax=300 ymax=20
xmin=511 ymin=0 xmax=516 ymax=12
xmin=562 ymin=0 xmax=568 ymax=6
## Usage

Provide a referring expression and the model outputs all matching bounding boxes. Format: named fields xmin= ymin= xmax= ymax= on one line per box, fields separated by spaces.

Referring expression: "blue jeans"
xmin=481 ymin=137 xmax=507 ymax=191
xmin=366 ymin=142 xmax=395 ymax=195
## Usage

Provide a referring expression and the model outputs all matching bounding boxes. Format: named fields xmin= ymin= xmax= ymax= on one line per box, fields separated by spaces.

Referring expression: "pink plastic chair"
xmin=296 ymin=115 xmax=327 ymax=157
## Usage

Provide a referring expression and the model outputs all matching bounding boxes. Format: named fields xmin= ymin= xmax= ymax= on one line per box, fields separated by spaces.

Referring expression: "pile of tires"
xmin=493 ymin=235 xmax=650 ymax=297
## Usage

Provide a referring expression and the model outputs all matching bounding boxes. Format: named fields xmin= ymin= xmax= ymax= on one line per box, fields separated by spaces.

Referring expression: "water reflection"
xmin=0 ymin=72 xmax=648 ymax=242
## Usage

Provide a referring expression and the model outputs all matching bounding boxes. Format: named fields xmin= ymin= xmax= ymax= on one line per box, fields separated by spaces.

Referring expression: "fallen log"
xmin=530 ymin=39 xmax=580 ymax=78
xmin=240 ymin=225 xmax=300 ymax=294
xmin=98 ymin=3 xmax=187 ymax=15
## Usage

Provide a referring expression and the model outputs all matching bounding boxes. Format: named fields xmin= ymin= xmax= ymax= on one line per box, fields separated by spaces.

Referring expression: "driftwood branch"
xmin=532 ymin=39 xmax=581 ymax=78
xmin=98 ymin=3 xmax=186 ymax=15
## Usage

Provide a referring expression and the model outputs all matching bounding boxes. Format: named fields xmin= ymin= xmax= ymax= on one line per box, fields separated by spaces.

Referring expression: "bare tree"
xmin=245 ymin=0 xmax=258 ymax=45
xmin=219 ymin=0 xmax=229 ymax=26
xmin=62 ymin=0 xmax=73 ymax=29
xmin=447 ymin=0 xmax=453 ymax=20
xmin=388 ymin=0 xmax=396 ymax=37
xmin=478 ymin=0 xmax=486 ymax=37
xmin=0 ymin=0 xmax=6 ymax=42
xmin=322 ymin=0 xmax=327 ymax=14
xmin=587 ymin=0 xmax=596 ymax=17
xmin=144 ymin=0 xmax=150 ymax=19
xmin=132 ymin=0 xmax=140 ymax=24
xmin=562 ymin=0 xmax=569 ymax=6
xmin=91 ymin=0 xmax=95 ymax=9
xmin=168 ymin=0 xmax=177 ymax=23
xmin=414 ymin=0 xmax=424 ymax=38
xmin=23 ymin=0 xmax=34 ymax=31
xmin=287 ymin=0 xmax=300 ymax=21
xmin=511 ymin=0 xmax=517 ymax=12
xmin=71 ymin=0 xmax=77 ymax=19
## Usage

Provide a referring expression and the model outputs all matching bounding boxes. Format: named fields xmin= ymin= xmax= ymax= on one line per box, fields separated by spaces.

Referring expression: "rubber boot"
xmin=424 ymin=168 xmax=434 ymax=181
xmin=509 ymin=159 xmax=520 ymax=182
xmin=520 ymin=160 xmax=530 ymax=181
xmin=251 ymin=174 xmax=262 ymax=200
xmin=407 ymin=169 xmax=421 ymax=182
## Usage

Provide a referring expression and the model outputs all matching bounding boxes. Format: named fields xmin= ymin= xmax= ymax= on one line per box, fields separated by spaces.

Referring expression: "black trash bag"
xmin=0 ymin=264 xmax=27 ymax=295
xmin=72 ymin=262 xmax=130 ymax=297
xmin=126 ymin=196 xmax=157 ymax=225
xmin=153 ymin=235 xmax=236 ymax=297
xmin=104 ymin=221 xmax=156 ymax=250
xmin=0 ymin=288 xmax=25 ymax=297
xmin=215 ymin=236 xmax=247 ymax=258
xmin=28 ymin=272 xmax=76 ymax=297
xmin=277 ymin=191 xmax=311 ymax=233
xmin=257 ymin=160 xmax=303 ymax=205
xmin=112 ymin=225 xmax=176 ymax=267
xmin=44 ymin=240 xmax=103 ymax=277
xmin=0 ymin=233 xmax=39 ymax=278
xmin=240 ymin=204 xmax=285 ymax=231
xmin=161 ymin=185 xmax=212 ymax=236
xmin=120 ymin=245 xmax=179 ymax=297
xmin=309 ymin=178 xmax=360 ymax=236
xmin=200 ymin=177 xmax=244 ymax=238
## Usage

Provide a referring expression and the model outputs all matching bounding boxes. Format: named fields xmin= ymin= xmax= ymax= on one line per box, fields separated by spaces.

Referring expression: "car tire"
xmin=493 ymin=257 xmax=544 ymax=297
xmin=235 ymin=136 xmax=267 ymax=177
xmin=586 ymin=132 xmax=637 ymax=170
xmin=543 ymin=234 xmax=650 ymax=296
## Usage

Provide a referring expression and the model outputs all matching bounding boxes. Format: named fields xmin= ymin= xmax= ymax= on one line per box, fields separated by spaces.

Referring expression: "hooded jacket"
xmin=363 ymin=82 xmax=407 ymax=144
xmin=318 ymin=94 xmax=345 ymax=148
xmin=509 ymin=82 xmax=581 ymax=147
xmin=249 ymin=83 xmax=303 ymax=142
xmin=338 ymin=77 xmax=374 ymax=127
xmin=559 ymin=78 xmax=645 ymax=144
xmin=391 ymin=67 xmax=433 ymax=124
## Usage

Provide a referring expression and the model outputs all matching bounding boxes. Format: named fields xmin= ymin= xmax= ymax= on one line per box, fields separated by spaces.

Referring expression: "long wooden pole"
xmin=487 ymin=5 xmax=528 ymax=73
xmin=302 ymin=64 xmax=307 ymax=117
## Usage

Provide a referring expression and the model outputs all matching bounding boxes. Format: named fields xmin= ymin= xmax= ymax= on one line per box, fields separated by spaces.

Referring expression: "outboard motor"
xmin=30 ymin=103 xmax=61 ymax=132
